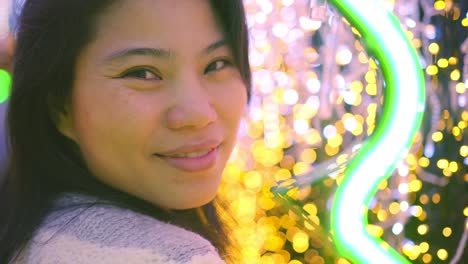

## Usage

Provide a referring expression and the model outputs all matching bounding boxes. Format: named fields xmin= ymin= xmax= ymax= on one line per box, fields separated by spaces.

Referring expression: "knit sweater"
xmin=14 ymin=193 xmax=226 ymax=264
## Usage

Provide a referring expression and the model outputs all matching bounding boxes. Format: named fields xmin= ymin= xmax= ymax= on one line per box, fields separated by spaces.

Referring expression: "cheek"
xmin=70 ymin=84 xmax=164 ymax=159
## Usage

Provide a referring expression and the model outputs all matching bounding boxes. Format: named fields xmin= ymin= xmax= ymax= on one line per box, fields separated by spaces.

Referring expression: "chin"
xmin=172 ymin=190 xmax=218 ymax=210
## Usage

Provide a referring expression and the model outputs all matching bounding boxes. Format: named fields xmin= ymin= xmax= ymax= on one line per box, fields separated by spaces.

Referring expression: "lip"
xmin=155 ymin=140 xmax=222 ymax=172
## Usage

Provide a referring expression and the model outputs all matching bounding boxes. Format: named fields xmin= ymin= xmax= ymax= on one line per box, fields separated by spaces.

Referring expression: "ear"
xmin=48 ymin=96 xmax=78 ymax=142
xmin=56 ymin=109 xmax=78 ymax=142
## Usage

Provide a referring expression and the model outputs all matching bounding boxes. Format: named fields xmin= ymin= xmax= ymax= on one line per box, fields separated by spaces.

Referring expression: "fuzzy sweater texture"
xmin=14 ymin=193 xmax=226 ymax=264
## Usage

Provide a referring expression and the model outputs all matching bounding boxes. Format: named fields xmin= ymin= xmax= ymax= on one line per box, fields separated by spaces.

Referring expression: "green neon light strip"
xmin=0 ymin=69 xmax=11 ymax=103
xmin=328 ymin=0 xmax=425 ymax=263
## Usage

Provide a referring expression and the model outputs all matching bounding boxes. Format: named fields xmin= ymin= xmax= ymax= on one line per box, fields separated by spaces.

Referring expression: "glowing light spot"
xmin=425 ymin=65 xmax=438 ymax=75
xmin=437 ymin=58 xmax=449 ymax=68
xmin=254 ymin=12 xmax=267 ymax=24
xmin=0 ymin=69 xmax=11 ymax=103
xmin=432 ymin=193 xmax=441 ymax=204
xmin=431 ymin=131 xmax=443 ymax=142
xmin=281 ymin=0 xmax=295 ymax=7
xmin=244 ymin=171 xmax=263 ymax=190
xmin=272 ymin=22 xmax=289 ymax=38
xmin=462 ymin=17 xmax=468 ymax=27
xmin=448 ymin=57 xmax=458 ymax=65
xmin=456 ymin=82 xmax=466 ymax=94
xmin=389 ymin=202 xmax=400 ymax=214
xmin=392 ymin=223 xmax=404 ymax=235
xmin=417 ymin=224 xmax=428 ymax=235
xmin=306 ymin=78 xmax=321 ymax=93
xmin=450 ymin=69 xmax=461 ymax=80
xmin=366 ymin=224 xmax=384 ymax=238
xmin=436 ymin=249 xmax=448 ymax=260
xmin=420 ymin=242 xmax=429 ymax=253
xmin=323 ymin=125 xmax=337 ymax=139
xmin=409 ymin=180 xmax=422 ymax=192
xmin=422 ymin=253 xmax=432 ymax=263
xmin=294 ymin=119 xmax=309 ymax=135
xmin=460 ymin=146 xmax=468 ymax=157
xmin=303 ymin=203 xmax=318 ymax=216
xmin=336 ymin=46 xmax=353 ymax=65
xmin=428 ymin=43 xmax=440 ymax=54
xmin=300 ymin=148 xmax=317 ymax=163
xmin=410 ymin=205 xmax=423 ymax=217
xmin=398 ymin=183 xmax=409 ymax=194
xmin=293 ymin=162 xmax=311 ymax=176
xmin=442 ymin=227 xmax=452 ymax=237
xmin=299 ymin=16 xmax=321 ymax=31
xmin=292 ymin=232 xmax=309 ymax=253
xmin=436 ymin=159 xmax=449 ymax=169
xmin=283 ymin=89 xmax=299 ymax=105
xmin=400 ymin=201 xmax=409 ymax=212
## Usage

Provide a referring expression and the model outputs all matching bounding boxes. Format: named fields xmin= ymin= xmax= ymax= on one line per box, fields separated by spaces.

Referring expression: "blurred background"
xmin=0 ymin=0 xmax=466 ymax=263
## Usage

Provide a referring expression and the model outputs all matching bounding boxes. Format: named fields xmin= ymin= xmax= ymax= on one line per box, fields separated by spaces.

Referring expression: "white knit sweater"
xmin=14 ymin=193 xmax=226 ymax=264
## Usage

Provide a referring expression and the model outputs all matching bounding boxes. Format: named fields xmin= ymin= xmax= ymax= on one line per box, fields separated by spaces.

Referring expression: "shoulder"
xmin=16 ymin=193 xmax=225 ymax=264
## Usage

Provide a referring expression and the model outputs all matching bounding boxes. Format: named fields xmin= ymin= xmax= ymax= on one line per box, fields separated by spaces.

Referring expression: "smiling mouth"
xmin=154 ymin=146 xmax=221 ymax=172
xmin=161 ymin=148 xmax=215 ymax=159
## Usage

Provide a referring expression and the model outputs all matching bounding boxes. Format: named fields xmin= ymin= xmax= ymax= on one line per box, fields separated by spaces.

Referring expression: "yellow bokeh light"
xmin=264 ymin=234 xmax=285 ymax=252
xmin=420 ymin=242 xmax=430 ymax=253
xmin=442 ymin=227 xmax=452 ymax=237
xmin=425 ymin=64 xmax=438 ymax=75
xmin=365 ymin=83 xmax=377 ymax=96
xmin=365 ymin=71 xmax=376 ymax=83
xmin=422 ymin=253 xmax=432 ymax=263
xmin=418 ymin=157 xmax=430 ymax=167
xmin=389 ymin=202 xmax=400 ymax=214
xmin=428 ymin=43 xmax=440 ymax=54
xmin=418 ymin=224 xmax=428 ymax=235
xmin=293 ymin=162 xmax=311 ymax=176
xmin=325 ymin=144 xmax=340 ymax=156
xmin=377 ymin=210 xmax=388 ymax=221
xmin=450 ymin=69 xmax=461 ymax=80
xmin=436 ymin=158 xmax=449 ymax=169
xmin=462 ymin=17 xmax=468 ymax=27
xmin=448 ymin=161 xmax=458 ymax=172
xmin=292 ymin=232 xmax=309 ymax=253
xmin=275 ymin=169 xmax=292 ymax=181
xmin=300 ymin=148 xmax=317 ymax=163
xmin=409 ymin=180 xmax=423 ymax=192
xmin=431 ymin=131 xmax=443 ymax=142
xmin=436 ymin=249 xmax=448 ymax=260
xmin=303 ymin=203 xmax=318 ymax=216
xmin=288 ymin=260 xmax=302 ymax=264
xmin=420 ymin=194 xmax=429 ymax=204
xmin=366 ymin=224 xmax=384 ymax=238
xmin=448 ymin=57 xmax=458 ymax=65
xmin=455 ymin=82 xmax=466 ymax=94
xmin=432 ymin=193 xmax=441 ymax=204
xmin=461 ymin=145 xmax=468 ymax=157
xmin=336 ymin=258 xmax=351 ymax=264
xmin=434 ymin=0 xmax=445 ymax=10
xmin=244 ymin=171 xmax=263 ymax=190
xmin=464 ymin=207 xmax=468 ymax=216
xmin=437 ymin=58 xmax=449 ymax=68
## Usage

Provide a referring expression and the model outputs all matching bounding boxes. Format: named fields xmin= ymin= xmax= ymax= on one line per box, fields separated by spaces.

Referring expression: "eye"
xmin=204 ymin=59 xmax=232 ymax=74
xmin=121 ymin=68 xmax=162 ymax=81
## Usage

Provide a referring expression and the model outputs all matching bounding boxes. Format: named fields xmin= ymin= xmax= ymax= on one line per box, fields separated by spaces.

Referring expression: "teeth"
xmin=168 ymin=149 xmax=212 ymax=158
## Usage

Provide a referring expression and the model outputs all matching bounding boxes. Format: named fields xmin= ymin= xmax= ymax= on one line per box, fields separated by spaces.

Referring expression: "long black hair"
xmin=0 ymin=0 xmax=251 ymax=262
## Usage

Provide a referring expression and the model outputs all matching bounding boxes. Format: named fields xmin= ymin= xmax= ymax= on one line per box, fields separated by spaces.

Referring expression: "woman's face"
xmin=59 ymin=0 xmax=247 ymax=209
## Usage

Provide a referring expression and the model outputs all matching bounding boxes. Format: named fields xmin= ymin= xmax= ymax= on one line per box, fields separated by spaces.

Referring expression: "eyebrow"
xmin=102 ymin=39 xmax=227 ymax=63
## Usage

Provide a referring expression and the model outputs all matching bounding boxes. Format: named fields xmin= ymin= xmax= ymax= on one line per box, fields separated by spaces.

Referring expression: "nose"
xmin=166 ymin=73 xmax=217 ymax=130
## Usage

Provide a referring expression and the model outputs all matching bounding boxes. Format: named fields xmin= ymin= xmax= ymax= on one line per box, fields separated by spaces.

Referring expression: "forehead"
xmin=89 ymin=0 xmax=223 ymax=55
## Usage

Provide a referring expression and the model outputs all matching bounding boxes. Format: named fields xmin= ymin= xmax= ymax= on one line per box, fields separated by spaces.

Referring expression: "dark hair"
xmin=0 ymin=0 xmax=251 ymax=262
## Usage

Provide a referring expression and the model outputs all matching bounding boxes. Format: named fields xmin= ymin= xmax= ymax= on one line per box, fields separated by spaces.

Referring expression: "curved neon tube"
xmin=328 ymin=0 xmax=425 ymax=263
